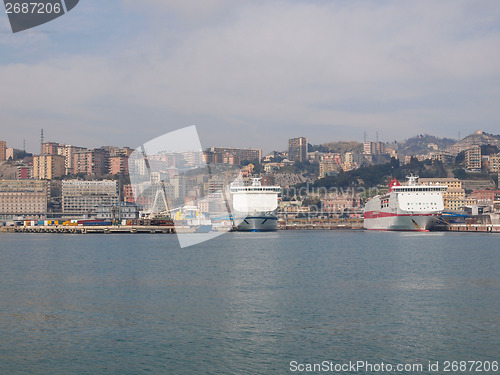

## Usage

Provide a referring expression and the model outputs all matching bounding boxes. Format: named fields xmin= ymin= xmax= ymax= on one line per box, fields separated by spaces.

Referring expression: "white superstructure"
xmin=230 ymin=178 xmax=281 ymax=231
xmin=364 ymin=175 xmax=447 ymax=231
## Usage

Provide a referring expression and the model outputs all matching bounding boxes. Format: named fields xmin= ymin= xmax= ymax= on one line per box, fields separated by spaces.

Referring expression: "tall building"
xmin=465 ymin=146 xmax=481 ymax=171
xmin=42 ymin=142 xmax=61 ymax=155
xmin=109 ymin=156 xmax=129 ymax=175
xmin=33 ymin=154 xmax=66 ymax=180
xmin=363 ymin=141 xmax=386 ymax=155
xmin=0 ymin=140 xmax=6 ymax=161
xmin=0 ymin=180 xmax=48 ymax=217
xmin=62 ymin=180 xmax=119 ymax=216
xmin=73 ymin=148 xmax=108 ymax=175
xmin=57 ymin=145 xmax=86 ymax=175
xmin=288 ymin=137 xmax=307 ymax=162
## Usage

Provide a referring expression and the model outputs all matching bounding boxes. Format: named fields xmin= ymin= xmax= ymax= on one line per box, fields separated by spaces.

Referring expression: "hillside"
xmin=446 ymin=130 xmax=500 ymax=154
xmin=396 ymin=134 xmax=457 ymax=156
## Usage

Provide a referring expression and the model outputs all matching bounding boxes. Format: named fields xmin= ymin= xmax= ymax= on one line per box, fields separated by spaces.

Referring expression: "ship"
xmin=363 ymin=175 xmax=447 ymax=231
xmin=230 ymin=178 xmax=281 ymax=232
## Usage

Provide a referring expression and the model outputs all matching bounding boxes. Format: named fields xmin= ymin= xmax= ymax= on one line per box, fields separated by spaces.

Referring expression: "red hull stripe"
xmin=364 ymin=211 xmax=438 ymax=219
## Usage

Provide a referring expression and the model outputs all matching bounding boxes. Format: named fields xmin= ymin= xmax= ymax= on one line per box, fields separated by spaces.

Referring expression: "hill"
xmin=396 ymin=134 xmax=456 ymax=156
xmin=446 ymin=130 xmax=500 ymax=154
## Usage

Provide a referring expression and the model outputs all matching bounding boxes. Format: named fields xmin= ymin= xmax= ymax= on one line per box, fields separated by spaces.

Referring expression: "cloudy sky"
xmin=1 ymin=0 xmax=500 ymax=153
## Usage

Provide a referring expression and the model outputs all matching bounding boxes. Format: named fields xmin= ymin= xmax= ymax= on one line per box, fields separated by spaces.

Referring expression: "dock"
xmin=1 ymin=225 xmax=182 ymax=234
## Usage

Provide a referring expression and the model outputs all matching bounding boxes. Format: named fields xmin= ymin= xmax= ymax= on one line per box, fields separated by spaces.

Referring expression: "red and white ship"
xmin=364 ymin=175 xmax=447 ymax=231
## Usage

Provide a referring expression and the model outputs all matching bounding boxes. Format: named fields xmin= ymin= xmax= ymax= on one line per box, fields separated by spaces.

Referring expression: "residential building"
xmin=109 ymin=155 xmax=129 ymax=175
xmin=57 ymin=145 xmax=86 ymax=175
xmin=42 ymin=142 xmax=61 ymax=155
xmin=73 ymin=148 xmax=108 ymax=175
xmin=420 ymin=178 xmax=465 ymax=211
xmin=288 ymin=137 xmax=307 ymax=162
xmin=0 ymin=140 xmax=6 ymax=161
xmin=33 ymin=154 xmax=66 ymax=180
xmin=62 ymin=180 xmax=119 ymax=216
xmin=319 ymin=160 xmax=339 ymax=178
xmin=363 ymin=141 xmax=386 ymax=155
xmin=17 ymin=165 xmax=33 ymax=180
xmin=206 ymin=147 xmax=262 ymax=165
xmin=6 ymin=148 xmax=23 ymax=160
xmin=489 ymin=153 xmax=500 ymax=173
xmin=0 ymin=180 xmax=48 ymax=217
xmin=465 ymin=145 xmax=481 ymax=171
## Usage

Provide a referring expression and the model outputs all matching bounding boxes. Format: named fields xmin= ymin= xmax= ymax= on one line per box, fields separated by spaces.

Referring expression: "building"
xmin=471 ymin=189 xmax=500 ymax=205
xmin=488 ymin=153 xmax=500 ymax=173
xmin=465 ymin=146 xmax=482 ymax=171
xmin=33 ymin=154 xmax=66 ymax=180
xmin=319 ymin=160 xmax=339 ymax=178
xmin=42 ymin=142 xmax=61 ymax=155
xmin=62 ymin=180 xmax=119 ymax=216
xmin=363 ymin=141 xmax=386 ymax=155
xmin=419 ymin=178 xmax=465 ymax=211
xmin=0 ymin=180 xmax=48 ymax=217
xmin=0 ymin=140 xmax=6 ymax=161
xmin=96 ymin=202 xmax=139 ymax=220
xmin=73 ymin=148 xmax=108 ymax=175
xmin=17 ymin=165 xmax=33 ymax=180
xmin=206 ymin=147 xmax=262 ymax=165
xmin=288 ymin=137 xmax=307 ymax=162
xmin=57 ymin=145 xmax=86 ymax=175
xmin=322 ymin=195 xmax=362 ymax=213
xmin=6 ymin=148 xmax=24 ymax=161
xmin=109 ymin=155 xmax=129 ymax=175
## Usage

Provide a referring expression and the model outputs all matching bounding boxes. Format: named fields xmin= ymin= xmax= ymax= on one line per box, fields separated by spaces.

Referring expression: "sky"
xmin=1 ymin=0 xmax=500 ymax=154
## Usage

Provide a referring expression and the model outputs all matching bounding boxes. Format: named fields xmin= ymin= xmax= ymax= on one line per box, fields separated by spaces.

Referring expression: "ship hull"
xmin=364 ymin=214 xmax=439 ymax=231
xmin=236 ymin=215 xmax=278 ymax=232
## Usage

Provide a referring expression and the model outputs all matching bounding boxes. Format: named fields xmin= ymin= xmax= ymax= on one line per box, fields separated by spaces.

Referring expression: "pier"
xmin=1 ymin=225 xmax=181 ymax=234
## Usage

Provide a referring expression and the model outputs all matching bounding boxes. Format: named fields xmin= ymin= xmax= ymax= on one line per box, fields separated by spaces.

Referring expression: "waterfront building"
xmin=419 ymin=178 xmax=465 ymax=211
xmin=0 ymin=180 xmax=48 ymax=217
xmin=33 ymin=154 xmax=66 ymax=180
xmin=322 ymin=195 xmax=362 ymax=214
xmin=471 ymin=189 xmax=500 ymax=205
xmin=62 ymin=180 xmax=119 ymax=216
xmin=465 ymin=146 xmax=482 ymax=171
xmin=288 ymin=137 xmax=307 ymax=162
xmin=96 ymin=202 xmax=139 ymax=220
xmin=0 ymin=140 xmax=6 ymax=161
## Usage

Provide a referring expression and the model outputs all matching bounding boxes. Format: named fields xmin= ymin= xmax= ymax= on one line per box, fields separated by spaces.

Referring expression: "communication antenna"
xmin=23 ymin=139 xmax=26 ymax=152
xmin=458 ymin=131 xmax=461 ymax=141
xmin=376 ymin=131 xmax=379 ymax=142
xmin=40 ymin=129 xmax=44 ymax=154
xmin=364 ymin=131 xmax=367 ymax=143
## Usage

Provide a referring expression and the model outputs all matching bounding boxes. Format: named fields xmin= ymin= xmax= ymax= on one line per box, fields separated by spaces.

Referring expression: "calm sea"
xmin=0 ymin=231 xmax=499 ymax=374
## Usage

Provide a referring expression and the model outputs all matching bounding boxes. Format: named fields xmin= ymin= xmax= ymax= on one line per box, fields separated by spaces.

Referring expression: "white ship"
xmin=364 ymin=175 xmax=447 ymax=231
xmin=230 ymin=178 xmax=281 ymax=232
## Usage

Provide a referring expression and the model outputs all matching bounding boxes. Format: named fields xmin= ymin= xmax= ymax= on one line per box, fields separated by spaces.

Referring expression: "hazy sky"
xmin=1 ymin=0 xmax=500 ymax=153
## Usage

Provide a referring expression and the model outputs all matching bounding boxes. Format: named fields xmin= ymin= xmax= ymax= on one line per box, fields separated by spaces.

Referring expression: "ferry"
xmin=230 ymin=178 xmax=281 ymax=232
xmin=364 ymin=175 xmax=447 ymax=231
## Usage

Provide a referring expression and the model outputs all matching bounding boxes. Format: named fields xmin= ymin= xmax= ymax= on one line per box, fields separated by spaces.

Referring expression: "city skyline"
xmin=2 ymin=1 xmax=500 ymax=153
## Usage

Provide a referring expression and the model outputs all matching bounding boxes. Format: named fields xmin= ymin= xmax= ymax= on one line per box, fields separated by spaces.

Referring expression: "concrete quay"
xmin=0 ymin=225 xmax=186 ymax=234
